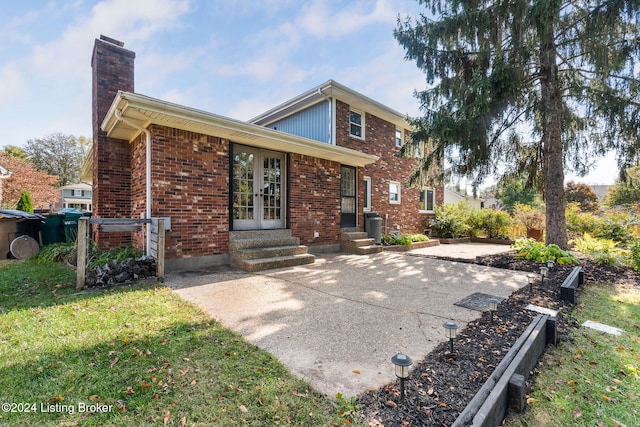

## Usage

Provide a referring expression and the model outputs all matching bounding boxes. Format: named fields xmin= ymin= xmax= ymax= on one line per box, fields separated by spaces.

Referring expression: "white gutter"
xmin=114 ymin=109 xmax=152 ymax=256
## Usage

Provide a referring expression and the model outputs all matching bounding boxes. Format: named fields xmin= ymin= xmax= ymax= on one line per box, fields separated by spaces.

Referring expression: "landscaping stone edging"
xmin=470 ymin=237 xmax=515 ymax=245
xmin=439 ymin=237 xmax=471 ymax=244
xmin=382 ymin=240 xmax=440 ymax=252
xmin=452 ymin=314 xmax=556 ymax=427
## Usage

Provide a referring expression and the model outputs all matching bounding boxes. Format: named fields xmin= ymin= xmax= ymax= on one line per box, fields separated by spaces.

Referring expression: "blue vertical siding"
xmin=268 ymin=101 xmax=330 ymax=143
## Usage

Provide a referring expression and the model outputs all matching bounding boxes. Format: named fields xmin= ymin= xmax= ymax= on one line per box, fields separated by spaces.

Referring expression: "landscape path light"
xmin=487 ymin=298 xmax=499 ymax=322
xmin=546 ymin=260 xmax=555 ymax=269
xmin=443 ymin=321 xmax=458 ymax=353
xmin=527 ymin=274 xmax=536 ymax=293
xmin=540 ymin=266 xmax=548 ymax=284
xmin=391 ymin=353 xmax=413 ymax=401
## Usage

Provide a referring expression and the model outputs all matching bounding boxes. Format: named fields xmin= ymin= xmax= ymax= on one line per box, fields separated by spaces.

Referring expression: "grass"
xmin=510 ymin=281 xmax=640 ymax=427
xmin=0 ymin=259 xmax=356 ymax=426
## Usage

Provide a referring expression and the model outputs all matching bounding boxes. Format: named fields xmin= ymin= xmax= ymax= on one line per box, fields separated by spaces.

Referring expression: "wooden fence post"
xmin=76 ymin=217 xmax=89 ymax=290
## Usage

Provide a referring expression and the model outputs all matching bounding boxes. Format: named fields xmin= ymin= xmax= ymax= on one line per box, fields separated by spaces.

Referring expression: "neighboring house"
xmin=60 ymin=182 xmax=92 ymax=212
xmin=91 ymin=35 xmax=442 ymax=272
xmin=0 ymin=164 xmax=11 ymax=208
xmin=443 ymin=187 xmax=484 ymax=210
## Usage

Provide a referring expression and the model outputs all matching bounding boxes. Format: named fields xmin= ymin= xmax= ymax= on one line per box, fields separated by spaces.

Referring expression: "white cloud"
xmin=0 ymin=66 xmax=27 ymax=108
xmin=299 ymin=0 xmax=395 ymax=39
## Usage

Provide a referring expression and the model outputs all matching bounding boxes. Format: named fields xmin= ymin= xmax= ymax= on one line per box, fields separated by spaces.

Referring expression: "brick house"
xmin=91 ymin=35 xmax=442 ymax=272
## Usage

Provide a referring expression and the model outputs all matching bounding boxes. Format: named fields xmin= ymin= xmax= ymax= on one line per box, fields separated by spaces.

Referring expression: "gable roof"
xmin=249 ymin=80 xmax=410 ymax=130
xmin=101 ymin=91 xmax=378 ymax=167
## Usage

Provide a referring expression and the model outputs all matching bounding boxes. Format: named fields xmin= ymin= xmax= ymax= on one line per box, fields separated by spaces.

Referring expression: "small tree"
xmin=565 ymin=181 xmax=599 ymax=213
xmin=16 ymin=189 xmax=34 ymax=213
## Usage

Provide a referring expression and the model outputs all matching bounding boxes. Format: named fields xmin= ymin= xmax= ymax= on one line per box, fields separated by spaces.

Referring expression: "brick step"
xmin=235 ymin=253 xmax=316 ymax=272
xmin=341 ymin=238 xmax=376 ymax=252
xmin=229 ymin=235 xmax=300 ymax=250
xmin=235 ymin=245 xmax=309 ymax=261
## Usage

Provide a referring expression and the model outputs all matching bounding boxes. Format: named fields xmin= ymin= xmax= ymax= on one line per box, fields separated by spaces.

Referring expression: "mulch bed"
xmin=356 ymin=251 xmax=639 ymax=426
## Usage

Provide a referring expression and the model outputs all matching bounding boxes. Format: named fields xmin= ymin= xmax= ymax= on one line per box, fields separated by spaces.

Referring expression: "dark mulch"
xmin=356 ymin=251 xmax=639 ymax=427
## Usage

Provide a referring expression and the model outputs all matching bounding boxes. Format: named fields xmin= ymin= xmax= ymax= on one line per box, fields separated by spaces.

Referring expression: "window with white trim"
xmin=363 ymin=176 xmax=372 ymax=212
xmin=395 ymin=129 xmax=402 ymax=147
xmin=419 ymin=188 xmax=435 ymax=212
xmin=389 ymin=181 xmax=401 ymax=204
xmin=349 ymin=109 xmax=364 ymax=138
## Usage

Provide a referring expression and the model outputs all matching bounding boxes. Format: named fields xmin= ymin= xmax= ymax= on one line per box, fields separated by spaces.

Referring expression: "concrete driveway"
xmin=167 ymin=249 xmax=527 ymax=398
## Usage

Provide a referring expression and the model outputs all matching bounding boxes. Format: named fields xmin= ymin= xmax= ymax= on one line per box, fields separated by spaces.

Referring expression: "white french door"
xmin=232 ymin=146 xmax=286 ymax=230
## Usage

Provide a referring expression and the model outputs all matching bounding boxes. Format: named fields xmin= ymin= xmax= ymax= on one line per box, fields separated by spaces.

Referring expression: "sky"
xmin=0 ymin=0 xmax=619 ymax=186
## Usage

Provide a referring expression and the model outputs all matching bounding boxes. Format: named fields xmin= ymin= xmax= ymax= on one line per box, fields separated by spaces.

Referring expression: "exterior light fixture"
xmin=527 ymin=274 xmax=536 ymax=293
xmin=487 ymin=298 xmax=499 ymax=322
xmin=391 ymin=353 xmax=413 ymax=401
xmin=546 ymin=260 xmax=555 ymax=269
xmin=540 ymin=266 xmax=548 ymax=283
xmin=443 ymin=321 xmax=458 ymax=353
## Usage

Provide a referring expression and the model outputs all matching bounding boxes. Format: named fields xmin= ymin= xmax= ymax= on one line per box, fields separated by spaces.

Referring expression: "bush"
xmin=16 ymin=189 xmax=34 ymax=213
xmin=407 ymin=234 xmax=430 ymax=243
xmin=511 ymin=238 xmax=579 ymax=264
xmin=572 ymin=233 xmax=627 ymax=267
xmin=565 ymin=203 xmax=599 ymax=239
xmin=466 ymin=209 xmax=513 ymax=238
xmin=592 ymin=209 xmax=637 ymax=244
xmin=430 ymin=203 xmax=472 ymax=238
xmin=382 ymin=233 xmax=412 ymax=246
xmin=513 ymin=203 xmax=545 ymax=230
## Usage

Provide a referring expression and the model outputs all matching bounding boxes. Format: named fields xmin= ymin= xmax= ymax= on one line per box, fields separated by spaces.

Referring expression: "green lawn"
xmin=0 ymin=259 xmax=355 ymax=426
xmin=510 ymin=281 xmax=640 ymax=426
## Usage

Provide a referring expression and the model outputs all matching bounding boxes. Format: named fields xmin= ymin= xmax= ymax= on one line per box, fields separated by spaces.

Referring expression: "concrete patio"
xmin=167 ymin=247 xmax=526 ymax=397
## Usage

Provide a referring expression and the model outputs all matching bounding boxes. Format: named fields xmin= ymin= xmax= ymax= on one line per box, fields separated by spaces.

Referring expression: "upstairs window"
xmin=395 ymin=129 xmax=403 ymax=147
xmin=420 ymin=188 xmax=435 ymax=212
xmin=349 ymin=109 xmax=363 ymax=138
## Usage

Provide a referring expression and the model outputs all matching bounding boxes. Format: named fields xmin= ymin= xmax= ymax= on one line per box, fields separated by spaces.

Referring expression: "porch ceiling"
xmin=101 ymin=91 xmax=378 ymax=167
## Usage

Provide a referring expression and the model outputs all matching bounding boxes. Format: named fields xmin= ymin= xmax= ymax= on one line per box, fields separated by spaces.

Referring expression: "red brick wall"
xmin=91 ymin=36 xmax=135 ymax=248
xmin=335 ymin=100 xmax=437 ymax=234
xmin=289 ymin=154 xmax=341 ymax=246
xmin=141 ymin=126 xmax=230 ymax=259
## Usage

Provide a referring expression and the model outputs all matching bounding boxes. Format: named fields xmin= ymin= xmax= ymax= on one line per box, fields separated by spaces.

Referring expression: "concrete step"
xmin=355 ymin=245 xmax=384 ymax=255
xmin=235 ymin=245 xmax=309 ymax=260
xmin=340 ymin=231 xmax=368 ymax=240
xmin=341 ymin=238 xmax=376 ymax=252
xmin=235 ymin=253 xmax=316 ymax=272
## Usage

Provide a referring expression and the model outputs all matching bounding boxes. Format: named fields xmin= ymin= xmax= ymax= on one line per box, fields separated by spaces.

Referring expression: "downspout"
xmin=114 ymin=109 xmax=152 ymax=256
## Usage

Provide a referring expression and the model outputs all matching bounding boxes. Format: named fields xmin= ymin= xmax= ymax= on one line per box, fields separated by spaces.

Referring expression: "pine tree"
xmin=395 ymin=0 xmax=640 ymax=248
xmin=16 ymin=189 xmax=34 ymax=213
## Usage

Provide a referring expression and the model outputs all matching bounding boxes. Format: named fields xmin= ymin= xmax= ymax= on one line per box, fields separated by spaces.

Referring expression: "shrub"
xmin=513 ymin=203 xmax=545 ymax=230
xmin=430 ymin=202 xmax=471 ymax=238
xmin=511 ymin=238 xmax=579 ymax=264
xmin=381 ymin=233 xmax=412 ymax=246
xmin=16 ymin=189 xmax=34 ymax=213
xmin=467 ymin=209 xmax=513 ymax=238
xmin=592 ymin=209 xmax=637 ymax=244
xmin=565 ymin=203 xmax=599 ymax=239
xmin=407 ymin=234 xmax=429 ymax=243
xmin=572 ymin=233 xmax=627 ymax=267
xmin=37 ymin=242 xmax=77 ymax=264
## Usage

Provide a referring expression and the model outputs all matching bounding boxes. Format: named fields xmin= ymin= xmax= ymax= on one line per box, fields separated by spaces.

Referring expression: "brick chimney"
xmin=91 ymin=35 xmax=135 ymax=247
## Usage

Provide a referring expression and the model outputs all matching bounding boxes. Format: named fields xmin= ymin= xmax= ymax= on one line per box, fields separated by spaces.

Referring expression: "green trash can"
xmin=58 ymin=208 xmax=91 ymax=243
xmin=40 ymin=214 xmax=66 ymax=245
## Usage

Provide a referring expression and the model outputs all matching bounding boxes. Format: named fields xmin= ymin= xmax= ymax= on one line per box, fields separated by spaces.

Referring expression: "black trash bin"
xmin=364 ymin=212 xmax=382 ymax=244
xmin=364 ymin=212 xmax=381 ymax=233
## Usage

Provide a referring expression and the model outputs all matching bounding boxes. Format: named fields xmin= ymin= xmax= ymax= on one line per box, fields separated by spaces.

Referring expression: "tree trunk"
xmin=539 ymin=15 xmax=568 ymax=249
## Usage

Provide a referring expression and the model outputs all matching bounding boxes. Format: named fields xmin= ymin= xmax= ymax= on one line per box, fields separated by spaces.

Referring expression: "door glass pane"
xmin=341 ymin=167 xmax=355 ymax=197
xmin=263 ymin=155 xmax=282 ymax=220
xmin=233 ymin=152 xmax=254 ymax=220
